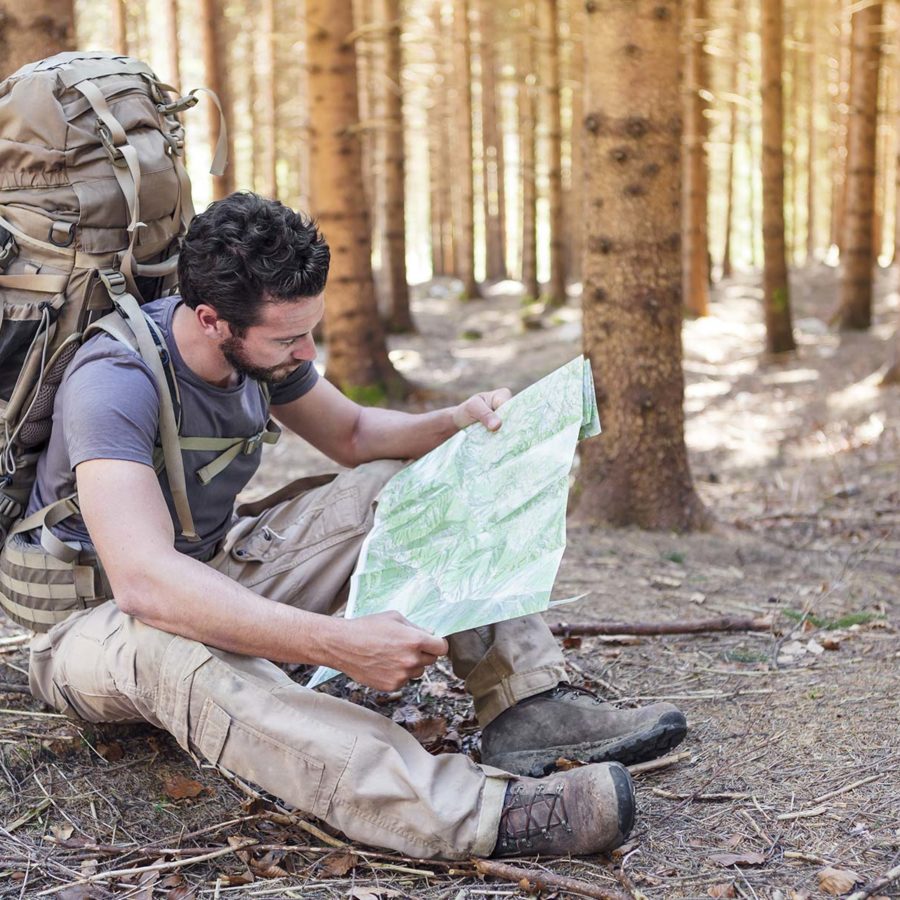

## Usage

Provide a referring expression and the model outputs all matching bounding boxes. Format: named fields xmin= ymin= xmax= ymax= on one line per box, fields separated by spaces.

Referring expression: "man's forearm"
xmin=351 ymin=405 xmax=459 ymax=463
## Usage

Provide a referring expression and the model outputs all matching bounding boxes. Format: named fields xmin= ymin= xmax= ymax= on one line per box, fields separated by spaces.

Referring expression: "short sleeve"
xmin=62 ymin=350 xmax=161 ymax=470
xmin=268 ymin=360 xmax=319 ymax=405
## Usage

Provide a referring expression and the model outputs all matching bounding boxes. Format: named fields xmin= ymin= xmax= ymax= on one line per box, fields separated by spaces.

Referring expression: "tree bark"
xmin=112 ymin=0 xmax=127 ymax=54
xmin=429 ymin=0 xmax=454 ymax=277
xmin=806 ymin=0 xmax=817 ymax=262
xmin=566 ymin=0 xmax=585 ymax=283
xmin=0 ymin=0 xmax=75 ymax=75
xmin=453 ymin=0 xmax=478 ymax=298
xmin=838 ymin=1 xmax=882 ymax=330
xmin=479 ymin=0 xmax=507 ymax=281
xmin=760 ymin=0 xmax=796 ymax=353
xmin=721 ymin=6 xmax=740 ymax=279
xmin=200 ymin=0 xmax=236 ymax=199
xmin=381 ymin=0 xmax=413 ymax=332
xmin=162 ymin=0 xmax=182 ymax=88
xmin=538 ymin=0 xmax=567 ymax=305
xmin=682 ymin=0 xmax=710 ymax=315
xmin=575 ymin=0 xmax=708 ymax=533
xmin=830 ymin=0 xmax=849 ymax=252
xmin=518 ymin=1 xmax=539 ymax=300
xmin=306 ymin=0 xmax=405 ymax=398
xmin=259 ymin=0 xmax=278 ymax=198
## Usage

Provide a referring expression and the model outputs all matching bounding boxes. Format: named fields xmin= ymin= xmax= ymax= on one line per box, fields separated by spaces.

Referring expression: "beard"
xmin=220 ymin=335 xmax=300 ymax=384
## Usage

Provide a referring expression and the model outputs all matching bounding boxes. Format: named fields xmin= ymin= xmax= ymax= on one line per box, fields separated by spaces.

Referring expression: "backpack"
xmin=0 ymin=51 xmax=238 ymax=631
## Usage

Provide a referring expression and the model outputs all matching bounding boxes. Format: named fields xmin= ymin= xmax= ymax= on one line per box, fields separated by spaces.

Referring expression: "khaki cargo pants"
xmin=28 ymin=461 xmax=568 ymax=859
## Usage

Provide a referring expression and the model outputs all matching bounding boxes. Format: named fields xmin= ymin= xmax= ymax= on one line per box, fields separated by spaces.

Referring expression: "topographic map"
xmin=308 ymin=356 xmax=601 ymax=688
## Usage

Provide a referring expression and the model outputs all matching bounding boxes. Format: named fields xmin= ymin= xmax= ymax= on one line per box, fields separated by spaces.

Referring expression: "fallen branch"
xmin=0 ymin=682 xmax=29 ymax=695
xmin=811 ymin=773 xmax=880 ymax=805
xmin=845 ymin=862 xmax=900 ymax=900
xmin=652 ymin=788 xmax=750 ymax=802
xmin=550 ymin=616 xmax=773 ymax=637
xmin=473 ymin=858 xmax=629 ymax=900
xmin=776 ymin=804 xmax=829 ymax=821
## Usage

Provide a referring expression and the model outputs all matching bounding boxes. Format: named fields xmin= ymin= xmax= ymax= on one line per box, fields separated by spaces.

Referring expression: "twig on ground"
xmin=4 ymin=797 xmax=50 ymax=832
xmin=0 ymin=707 xmax=66 ymax=719
xmin=550 ymin=616 xmax=773 ymax=637
xmin=628 ymin=751 xmax=692 ymax=776
xmin=651 ymin=788 xmax=750 ymax=802
xmin=783 ymin=850 xmax=832 ymax=866
xmin=811 ymin=773 xmax=880 ymax=805
xmin=473 ymin=858 xmax=629 ymax=900
xmin=776 ymin=804 xmax=829 ymax=821
xmin=844 ymin=861 xmax=900 ymax=900
xmin=0 ymin=682 xmax=30 ymax=695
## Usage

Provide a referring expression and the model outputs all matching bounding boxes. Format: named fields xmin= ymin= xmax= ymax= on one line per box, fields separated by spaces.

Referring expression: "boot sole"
xmin=485 ymin=713 xmax=688 ymax=777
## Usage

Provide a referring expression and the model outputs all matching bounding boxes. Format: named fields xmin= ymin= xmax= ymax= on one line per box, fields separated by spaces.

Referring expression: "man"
xmin=20 ymin=193 xmax=686 ymax=860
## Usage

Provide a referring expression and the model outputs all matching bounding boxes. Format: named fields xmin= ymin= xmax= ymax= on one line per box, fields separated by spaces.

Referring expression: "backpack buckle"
xmin=0 ymin=226 xmax=17 ymax=270
xmin=157 ymin=94 xmax=199 ymax=116
xmin=99 ymin=269 xmax=127 ymax=298
xmin=97 ymin=122 xmax=128 ymax=169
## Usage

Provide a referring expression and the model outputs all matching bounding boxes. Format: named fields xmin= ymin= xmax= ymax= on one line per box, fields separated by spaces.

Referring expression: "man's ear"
xmin=195 ymin=304 xmax=230 ymax=340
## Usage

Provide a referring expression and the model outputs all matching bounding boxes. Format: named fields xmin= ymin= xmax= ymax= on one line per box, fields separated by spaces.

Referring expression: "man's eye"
xmin=276 ymin=338 xmax=296 ymax=347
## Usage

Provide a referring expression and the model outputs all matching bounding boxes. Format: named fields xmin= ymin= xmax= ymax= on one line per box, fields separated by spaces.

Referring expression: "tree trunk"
xmin=200 ymin=0 xmax=236 ymax=199
xmin=721 ymin=10 xmax=739 ymax=280
xmin=566 ymin=0 xmax=584 ymax=283
xmin=519 ymin=1 xmax=539 ymax=300
xmin=830 ymin=0 xmax=849 ymax=251
xmin=112 ymin=0 xmax=128 ymax=54
xmin=453 ymin=0 xmax=478 ymax=298
xmin=538 ymin=0 xmax=567 ymax=305
xmin=682 ymin=0 xmax=710 ymax=315
xmin=575 ymin=0 xmax=708 ymax=533
xmin=806 ymin=0 xmax=817 ymax=262
xmin=429 ymin=0 xmax=454 ymax=277
xmin=0 ymin=0 xmax=75 ymax=74
xmin=306 ymin=0 xmax=405 ymax=398
xmin=479 ymin=0 xmax=507 ymax=281
xmin=382 ymin=0 xmax=414 ymax=332
xmin=760 ymin=0 xmax=796 ymax=353
xmin=838 ymin=1 xmax=882 ymax=330
xmin=259 ymin=0 xmax=278 ymax=198
xmin=162 ymin=0 xmax=182 ymax=88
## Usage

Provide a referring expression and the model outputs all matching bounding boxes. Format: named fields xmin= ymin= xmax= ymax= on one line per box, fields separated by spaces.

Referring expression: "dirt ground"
xmin=1 ymin=265 xmax=898 ymax=899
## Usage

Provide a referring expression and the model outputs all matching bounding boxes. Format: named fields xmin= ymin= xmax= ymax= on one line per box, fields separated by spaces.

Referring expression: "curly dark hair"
xmin=177 ymin=192 xmax=330 ymax=334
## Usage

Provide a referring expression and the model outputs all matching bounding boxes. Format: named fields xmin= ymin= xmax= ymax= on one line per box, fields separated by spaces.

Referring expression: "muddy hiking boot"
xmin=492 ymin=761 xmax=635 ymax=857
xmin=481 ymin=683 xmax=687 ymax=776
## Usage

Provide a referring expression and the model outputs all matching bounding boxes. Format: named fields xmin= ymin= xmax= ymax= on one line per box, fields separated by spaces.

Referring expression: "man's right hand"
xmin=330 ymin=611 xmax=449 ymax=691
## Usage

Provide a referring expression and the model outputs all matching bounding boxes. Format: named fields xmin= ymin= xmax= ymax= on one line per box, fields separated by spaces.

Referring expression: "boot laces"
xmin=551 ymin=682 xmax=605 ymax=705
xmin=498 ymin=782 xmax=572 ymax=850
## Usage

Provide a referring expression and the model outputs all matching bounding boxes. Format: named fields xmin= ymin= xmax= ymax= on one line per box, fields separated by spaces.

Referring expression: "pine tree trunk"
xmin=382 ymin=0 xmax=414 ymax=332
xmin=453 ymin=0 xmax=478 ymax=297
xmin=806 ymin=0 xmax=817 ymax=262
xmin=479 ymin=0 xmax=507 ymax=281
xmin=112 ymin=0 xmax=128 ymax=54
xmin=163 ymin=0 xmax=182 ymax=88
xmin=575 ymin=0 xmax=708 ymax=533
xmin=760 ymin=0 xmax=796 ymax=353
xmin=306 ymin=0 xmax=405 ymax=398
xmin=721 ymin=10 xmax=739 ymax=280
xmin=538 ymin=0 xmax=567 ymax=305
xmin=566 ymin=0 xmax=584 ymax=283
xmin=429 ymin=0 xmax=455 ymax=277
xmin=0 ymin=0 xmax=75 ymax=74
xmin=831 ymin=0 xmax=850 ymax=251
xmin=838 ymin=1 xmax=882 ymax=329
xmin=259 ymin=0 xmax=278 ymax=198
xmin=682 ymin=0 xmax=710 ymax=315
xmin=200 ymin=0 xmax=236 ymax=199
xmin=519 ymin=1 xmax=539 ymax=300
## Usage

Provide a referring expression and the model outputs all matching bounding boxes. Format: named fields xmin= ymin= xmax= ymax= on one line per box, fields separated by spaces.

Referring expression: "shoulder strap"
xmin=97 ymin=270 xmax=199 ymax=542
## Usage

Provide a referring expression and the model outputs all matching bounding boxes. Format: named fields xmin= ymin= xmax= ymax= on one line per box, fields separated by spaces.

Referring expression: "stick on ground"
xmin=549 ymin=616 xmax=773 ymax=637
xmin=474 ymin=858 xmax=630 ymax=900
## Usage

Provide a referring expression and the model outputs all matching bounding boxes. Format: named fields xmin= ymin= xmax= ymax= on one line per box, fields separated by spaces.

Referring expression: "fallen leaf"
xmin=162 ymin=774 xmax=206 ymax=801
xmin=391 ymin=705 xmax=448 ymax=744
xmin=216 ymin=871 xmax=254 ymax=886
xmin=822 ymin=636 xmax=841 ymax=651
xmin=725 ymin=833 xmax=743 ymax=849
xmin=817 ymin=867 xmax=862 ymax=895
xmin=51 ymin=823 xmax=74 ymax=841
xmin=709 ymin=851 xmax=766 ymax=868
xmin=562 ymin=636 xmax=582 ymax=649
xmin=96 ymin=741 xmax=124 ymax=762
xmin=554 ymin=756 xmax=586 ymax=771
xmin=708 ymin=884 xmax=736 ymax=898
xmin=321 ymin=850 xmax=358 ymax=877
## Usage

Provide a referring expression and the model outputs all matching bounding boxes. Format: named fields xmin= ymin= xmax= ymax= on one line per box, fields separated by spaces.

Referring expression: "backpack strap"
xmin=97 ymin=270 xmax=199 ymax=542
xmin=181 ymin=422 xmax=282 ymax=486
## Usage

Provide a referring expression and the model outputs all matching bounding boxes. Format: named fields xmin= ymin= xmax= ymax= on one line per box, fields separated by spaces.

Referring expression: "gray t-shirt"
xmin=27 ymin=296 xmax=318 ymax=560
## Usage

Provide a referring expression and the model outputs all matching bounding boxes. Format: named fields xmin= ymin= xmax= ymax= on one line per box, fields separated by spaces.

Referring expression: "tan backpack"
xmin=0 ymin=52 xmax=238 ymax=630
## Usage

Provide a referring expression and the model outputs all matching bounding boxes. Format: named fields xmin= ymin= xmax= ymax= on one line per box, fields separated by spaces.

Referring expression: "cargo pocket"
xmin=194 ymin=696 xmax=351 ymax=820
xmin=155 ymin=638 xmax=214 ymax=751
xmin=230 ymin=487 xmax=366 ymax=588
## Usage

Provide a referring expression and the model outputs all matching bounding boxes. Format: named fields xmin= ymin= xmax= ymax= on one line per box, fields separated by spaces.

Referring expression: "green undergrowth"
xmin=781 ymin=608 xmax=885 ymax=630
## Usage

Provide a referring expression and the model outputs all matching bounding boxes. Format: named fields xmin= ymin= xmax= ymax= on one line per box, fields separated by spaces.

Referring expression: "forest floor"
xmin=1 ymin=264 xmax=898 ymax=900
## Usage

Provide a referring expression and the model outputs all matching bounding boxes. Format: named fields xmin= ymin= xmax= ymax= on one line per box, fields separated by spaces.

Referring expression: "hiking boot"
xmin=481 ymin=683 xmax=687 ymax=776
xmin=492 ymin=761 xmax=635 ymax=857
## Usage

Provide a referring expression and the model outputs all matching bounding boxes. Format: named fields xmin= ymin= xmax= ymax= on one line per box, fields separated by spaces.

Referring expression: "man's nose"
xmin=292 ymin=336 xmax=317 ymax=360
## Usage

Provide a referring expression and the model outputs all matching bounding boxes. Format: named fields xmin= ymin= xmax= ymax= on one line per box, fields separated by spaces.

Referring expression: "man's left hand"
xmin=452 ymin=388 xmax=512 ymax=433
